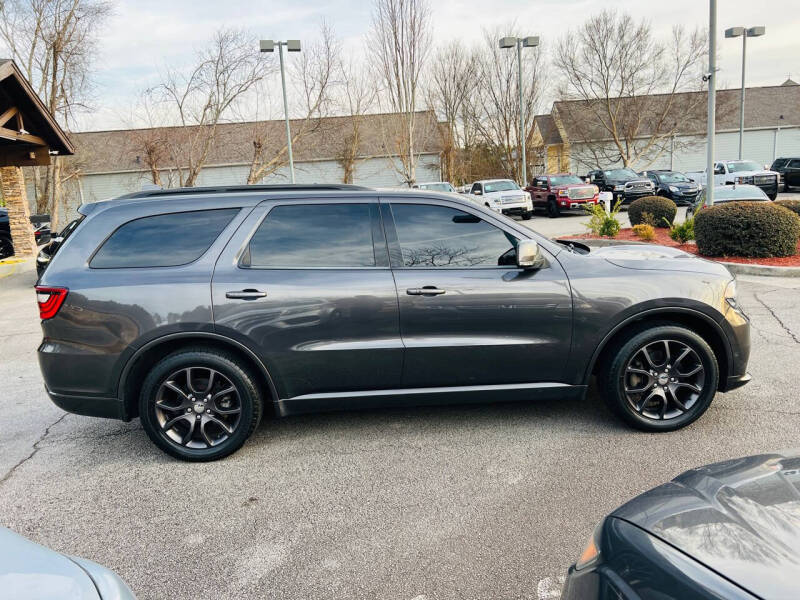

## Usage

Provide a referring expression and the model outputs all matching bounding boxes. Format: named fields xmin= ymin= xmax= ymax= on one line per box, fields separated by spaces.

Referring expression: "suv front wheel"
xmin=600 ymin=325 xmax=719 ymax=431
xmin=139 ymin=348 xmax=263 ymax=461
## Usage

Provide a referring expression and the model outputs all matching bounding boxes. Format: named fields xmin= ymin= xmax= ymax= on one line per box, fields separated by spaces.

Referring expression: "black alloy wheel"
xmin=601 ymin=325 xmax=719 ymax=431
xmin=139 ymin=348 xmax=262 ymax=461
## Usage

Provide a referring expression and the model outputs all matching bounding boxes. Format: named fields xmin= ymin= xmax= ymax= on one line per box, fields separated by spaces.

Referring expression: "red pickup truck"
xmin=525 ymin=174 xmax=600 ymax=218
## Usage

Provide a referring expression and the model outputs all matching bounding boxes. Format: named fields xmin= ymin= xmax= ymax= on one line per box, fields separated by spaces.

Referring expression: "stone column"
xmin=0 ymin=166 xmax=37 ymax=257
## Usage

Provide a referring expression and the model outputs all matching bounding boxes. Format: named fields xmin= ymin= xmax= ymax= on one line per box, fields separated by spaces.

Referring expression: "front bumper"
xmin=489 ymin=201 xmax=532 ymax=214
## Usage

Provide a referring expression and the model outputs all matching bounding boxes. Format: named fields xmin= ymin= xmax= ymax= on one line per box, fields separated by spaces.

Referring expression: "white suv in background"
xmin=468 ymin=179 xmax=533 ymax=220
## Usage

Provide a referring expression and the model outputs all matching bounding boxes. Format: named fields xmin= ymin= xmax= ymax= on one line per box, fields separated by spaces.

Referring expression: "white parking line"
xmin=536 ymin=575 xmax=566 ymax=599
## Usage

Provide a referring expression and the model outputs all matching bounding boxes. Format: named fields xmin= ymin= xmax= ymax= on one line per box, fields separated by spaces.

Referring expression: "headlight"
xmin=669 ymin=185 xmax=679 ymax=193
xmin=736 ymin=176 xmax=753 ymax=184
xmin=724 ymin=279 xmax=738 ymax=309
xmin=575 ymin=519 xmax=604 ymax=571
xmin=558 ymin=189 xmax=569 ymax=197
xmin=613 ymin=185 xmax=624 ymax=191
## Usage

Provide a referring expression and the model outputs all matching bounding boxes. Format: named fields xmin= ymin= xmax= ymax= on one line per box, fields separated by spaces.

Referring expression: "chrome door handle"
xmin=406 ymin=287 xmax=446 ymax=296
xmin=225 ymin=289 xmax=267 ymax=300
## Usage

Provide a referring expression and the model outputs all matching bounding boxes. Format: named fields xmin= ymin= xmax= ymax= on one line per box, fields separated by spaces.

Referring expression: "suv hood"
xmin=612 ymin=450 xmax=800 ymax=599
xmin=589 ymin=244 xmax=730 ymax=276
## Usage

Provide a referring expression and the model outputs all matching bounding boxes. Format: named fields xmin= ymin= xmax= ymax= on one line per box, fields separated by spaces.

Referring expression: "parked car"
xmin=524 ymin=174 xmax=599 ymax=218
xmin=0 ymin=207 xmax=11 ymax=259
xmin=687 ymin=160 xmax=779 ymax=200
xmin=37 ymin=183 xmax=750 ymax=461
xmin=0 ymin=526 xmax=136 ymax=599
xmin=561 ymin=450 xmax=800 ymax=600
xmin=467 ymin=179 xmax=533 ymax=219
xmin=0 ymin=210 xmax=51 ymax=259
xmin=770 ymin=156 xmax=800 ymax=191
xmin=694 ymin=184 xmax=770 ymax=208
xmin=412 ymin=181 xmax=456 ymax=193
xmin=36 ymin=215 xmax=83 ymax=276
xmin=586 ymin=168 xmax=655 ymax=204
xmin=639 ymin=170 xmax=701 ymax=206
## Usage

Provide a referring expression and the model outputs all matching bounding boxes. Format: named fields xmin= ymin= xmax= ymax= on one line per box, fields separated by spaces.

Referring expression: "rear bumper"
xmin=46 ymin=387 xmax=127 ymax=420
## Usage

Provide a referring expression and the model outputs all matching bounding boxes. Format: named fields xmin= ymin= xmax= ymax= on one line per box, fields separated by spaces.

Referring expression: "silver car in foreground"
xmin=0 ymin=527 xmax=135 ymax=599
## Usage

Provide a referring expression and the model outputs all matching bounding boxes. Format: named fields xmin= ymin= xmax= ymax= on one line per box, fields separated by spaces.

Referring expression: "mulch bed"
xmin=561 ymin=228 xmax=800 ymax=267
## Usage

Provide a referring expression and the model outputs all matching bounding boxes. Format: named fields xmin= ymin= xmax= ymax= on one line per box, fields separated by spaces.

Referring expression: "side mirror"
xmin=473 ymin=189 xmax=482 ymax=196
xmin=517 ymin=240 xmax=547 ymax=269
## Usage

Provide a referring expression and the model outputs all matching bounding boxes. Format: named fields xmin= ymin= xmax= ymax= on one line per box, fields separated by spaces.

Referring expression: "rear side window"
xmin=91 ymin=208 xmax=238 ymax=268
xmin=244 ymin=203 xmax=376 ymax=268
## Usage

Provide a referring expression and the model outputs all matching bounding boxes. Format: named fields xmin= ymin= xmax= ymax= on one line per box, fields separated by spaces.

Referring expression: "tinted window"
xmin=91 ymin=209 xmax=238 ymax=268
xmin=391 ymin=204 xmax=517 ymax=268
xmin=788 ymin=159 xmax=800 ymax=168
xmin=246 ymin=204 xmax=375 ymax=268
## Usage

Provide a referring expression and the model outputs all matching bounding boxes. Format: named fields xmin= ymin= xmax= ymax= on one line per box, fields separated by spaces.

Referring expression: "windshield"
xmin=603 ymin=168 xmax=639 ymax=180
xmin=726 ymin=161 xmax=762 ymax=173
xmin=484 ymin=180 xmax=519 ymax=193
xmin=418 ymin=183 xmax=454 ymax=192
xmin=658 ymin=172 xmax=692 ymax=183
xmin=549 ymin=175 xmax=584 ymax=186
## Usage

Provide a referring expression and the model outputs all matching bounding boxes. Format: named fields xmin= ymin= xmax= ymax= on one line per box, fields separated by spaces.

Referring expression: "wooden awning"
xmin=0 ymin=59 xmax=74 ymax=167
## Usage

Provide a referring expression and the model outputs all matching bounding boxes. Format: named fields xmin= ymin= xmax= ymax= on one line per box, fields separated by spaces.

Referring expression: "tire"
xmin=768 ymin=192 xmax=777 ymax=201
xmin=522 ymin=210 xmax=532 ymax=220
xmin=599 ymin=324 xmax=719 ymax=432
xmin=0 ymin=234 xmax=13 ymax=259
xmin=139 ymin=347 xmax=263 ymax=461
xmin=547 ymin=199 xmax=560 ymax=218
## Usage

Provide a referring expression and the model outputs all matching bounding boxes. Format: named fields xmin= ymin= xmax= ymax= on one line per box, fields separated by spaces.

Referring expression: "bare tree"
xmin=336 ymin=56 xmax=377 ymax=183
xmin=464 ymin=25 xmax=544 ymax=184
xmin=369 ymin=0 xmax=431 ymax=186
xmin=425 ymin=40 xmax=476 ymax=185
xmin=142 ymin=28 xmax=270 ymax=187
xmin=553 ymin=10 xmax=709 ymax=170
xmin=246 ymin=22 xmax=338 ymax=184
xmin=0 ymin=0 xmax=112 ymax=225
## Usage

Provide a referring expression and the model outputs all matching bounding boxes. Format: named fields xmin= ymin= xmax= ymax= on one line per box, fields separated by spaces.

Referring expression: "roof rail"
xmin=117 ymin=183 xmax=373 ymax=200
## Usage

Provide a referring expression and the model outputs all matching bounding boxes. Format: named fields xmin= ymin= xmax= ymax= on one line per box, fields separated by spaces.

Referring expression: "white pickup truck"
xmin=687 ymin=160 xmax=779 ymax=200
xmin=467 ymin=179 xmax=533 ymax=220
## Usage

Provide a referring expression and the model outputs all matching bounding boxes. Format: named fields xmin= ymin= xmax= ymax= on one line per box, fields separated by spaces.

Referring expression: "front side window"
xmin=244 ymin=203 xmax=375 ymax=268
xmin=91 ymin=208 xmax=238 ymax=268
xmin=788 ymin=159 xmax=800 ymax=168
xmin=391 ymin=204 xmax=518 ymax=268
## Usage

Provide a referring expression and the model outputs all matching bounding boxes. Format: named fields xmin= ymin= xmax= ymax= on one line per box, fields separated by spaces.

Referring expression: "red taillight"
xmin=35 ymin=286 xmax=68 ymax=320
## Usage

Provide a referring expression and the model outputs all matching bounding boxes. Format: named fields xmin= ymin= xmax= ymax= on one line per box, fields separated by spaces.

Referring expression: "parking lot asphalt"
xmin=2 ymin=259 xmax=800 ymax=599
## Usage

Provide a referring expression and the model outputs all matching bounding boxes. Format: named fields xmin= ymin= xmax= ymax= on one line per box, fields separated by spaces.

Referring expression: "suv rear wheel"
xmin=139 ymin=348 xmax=263 ymax=461
xmin=599 ymin=325 xmax=719 ymax=431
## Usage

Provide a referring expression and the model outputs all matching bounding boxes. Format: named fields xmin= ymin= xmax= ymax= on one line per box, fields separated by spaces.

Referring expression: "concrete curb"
xmin=561 ymin=238 xmax=800 ymax=277
xmin=0 ymin=256 xmax=35 ymax=280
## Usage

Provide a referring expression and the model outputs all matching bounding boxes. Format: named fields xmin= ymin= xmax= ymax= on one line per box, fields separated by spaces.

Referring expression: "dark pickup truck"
xmin=587 ymin=168 xmax=655 ymax=204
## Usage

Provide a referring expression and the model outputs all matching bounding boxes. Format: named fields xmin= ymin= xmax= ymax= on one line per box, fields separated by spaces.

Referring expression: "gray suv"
xmin=36 ymin=184 xmax=751 ymax=461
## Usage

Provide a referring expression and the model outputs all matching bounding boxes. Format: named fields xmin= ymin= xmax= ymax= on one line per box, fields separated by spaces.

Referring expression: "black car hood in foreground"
xmin=612 ymin=450 xmax=800 ymax=599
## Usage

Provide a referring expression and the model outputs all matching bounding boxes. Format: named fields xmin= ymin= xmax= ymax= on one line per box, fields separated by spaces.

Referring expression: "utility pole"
xmin=705 ymin=0 xmax=717 ymax=207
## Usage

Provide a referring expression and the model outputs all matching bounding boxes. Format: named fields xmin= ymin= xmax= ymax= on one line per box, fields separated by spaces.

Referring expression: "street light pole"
xmin=705 ymin=0 xmax=717 ymax=208
xmin=260 ymin=39 xmax=302 ymax=183
xmin=500 ymin=35 xmax=539 ymax=187
xmin=725 ymin=26 xmax=765 ymax=159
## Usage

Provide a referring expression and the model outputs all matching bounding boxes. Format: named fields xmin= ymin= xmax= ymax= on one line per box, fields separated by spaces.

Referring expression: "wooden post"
xmin=0 ymin=166 xmax=37 ymax=257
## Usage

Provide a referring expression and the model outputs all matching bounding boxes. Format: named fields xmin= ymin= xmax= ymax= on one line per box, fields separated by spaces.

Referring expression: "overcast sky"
xmin=83 ymin=0 xmax=800 ymax=131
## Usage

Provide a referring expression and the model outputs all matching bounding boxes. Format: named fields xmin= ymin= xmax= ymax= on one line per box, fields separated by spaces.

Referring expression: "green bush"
xmin=669 ymin=214 xmax=695 ymax=244
xmin=584 ymin=199 xmax=622 ymax=237
xmin=695 ymin=202 xmax=800 ymax=258
xmin=628 ymin=196 xmax=677 ymax=228
xmin=775 ymin=199 xmax=800 ymax=217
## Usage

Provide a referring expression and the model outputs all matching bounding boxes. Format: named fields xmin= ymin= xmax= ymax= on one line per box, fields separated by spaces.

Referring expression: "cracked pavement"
xmin=1 ymin=261 xmax=799 ymax=600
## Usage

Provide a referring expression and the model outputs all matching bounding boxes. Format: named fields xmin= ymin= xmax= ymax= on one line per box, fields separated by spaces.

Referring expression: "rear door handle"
xmin=225 ymin=289 xmax=267 ymax=300
xmin=406 ymin=287 xmax=446 ymax=296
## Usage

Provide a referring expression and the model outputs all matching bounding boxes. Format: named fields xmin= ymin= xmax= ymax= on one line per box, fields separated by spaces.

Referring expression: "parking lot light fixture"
xmin=500 ymin=35 xmax=539 ymax=187
xmin=260 ymin=39 xmax=302 ymax=183
xmin=725 ymin=26 xmax=765 ymax=159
